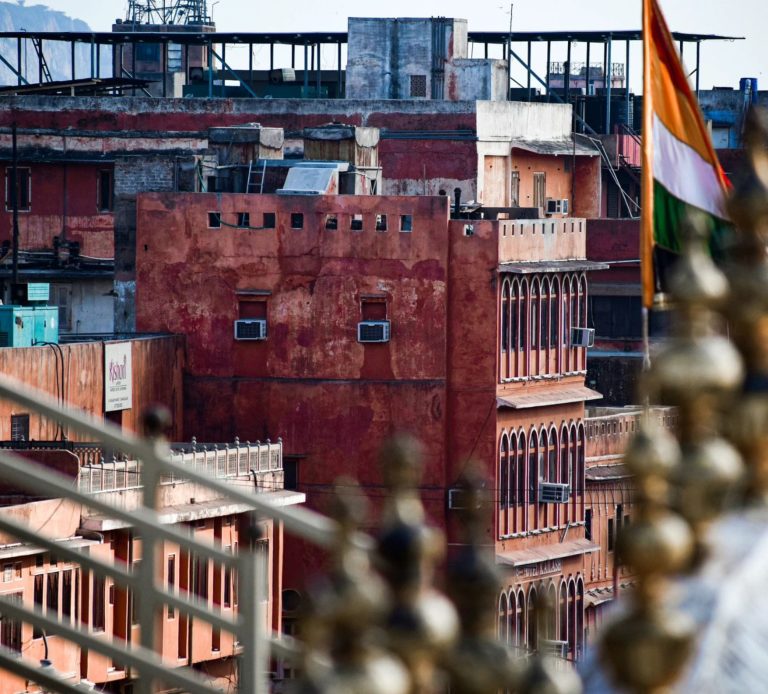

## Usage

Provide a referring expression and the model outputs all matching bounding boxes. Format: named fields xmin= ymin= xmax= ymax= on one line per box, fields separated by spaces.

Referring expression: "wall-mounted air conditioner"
xmin=539 ymin=482 xmax=571 ymax=504
xmin=545 ymin=198 xmax=569 ymax=215
xmin=570 ymin=327 xmax=595 ymax=348
xmin=358 ymin=320 xmax=390 ymax=343
xmin=447 ymin=488 xmax=483 ymax=510
xmin=234 ymin=319 xmax=267 ymax=341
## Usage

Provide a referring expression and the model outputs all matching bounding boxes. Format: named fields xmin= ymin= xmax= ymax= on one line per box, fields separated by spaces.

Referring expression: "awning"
xmin=584 ymin=582 xmax=634 ymax=608
xmin=0 ymin=537 xmax=101 ymax=561
xmin=586 ymin=463 xmax=630 ymax=481
xmin=511 ymin=138 xmax=600 ymax=157
xmin=497 ymin=538 xmax=600 ymax=567
xmin=497 ymin=386 xmax=603 ymax=410
xmin=499 ymin=260 xmax=610 ymax=274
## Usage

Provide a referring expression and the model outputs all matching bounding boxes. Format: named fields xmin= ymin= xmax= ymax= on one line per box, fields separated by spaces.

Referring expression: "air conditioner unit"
xmin=358 ymin=320 xmax=390 ymax=343
xmin=539 ymin=482 xmax=570 ymax=504
xmin=447 ymin=488 xmax=483 ymax=510
xmin=570 ymin=327 xmax=595 ymax=347
xmin=545 ymin=198 xmax=569 ymax=215
xmin=234 ymin=319 xmax=267 ymax=341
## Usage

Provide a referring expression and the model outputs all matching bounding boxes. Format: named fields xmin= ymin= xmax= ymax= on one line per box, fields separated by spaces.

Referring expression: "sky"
xmin=30 ymin=0 xmax=768 ymax=91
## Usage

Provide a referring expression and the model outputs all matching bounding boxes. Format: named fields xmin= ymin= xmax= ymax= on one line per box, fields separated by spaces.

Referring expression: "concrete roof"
xmin=497 ymin=386 xmax=603 ymax=410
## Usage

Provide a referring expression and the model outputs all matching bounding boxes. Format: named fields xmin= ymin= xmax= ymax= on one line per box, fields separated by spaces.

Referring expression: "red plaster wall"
xmin=0 ymin=163 xmax=115 ymax=257
xmin=586 ymin=218 xmax=640 ymax=285
xmin=0 ymin=336 xmax=184 ymax=440
xmin=511 ymin=151 xmax=572 ymax=209
xmin=573 ymin=156 xmax=601 ymax=218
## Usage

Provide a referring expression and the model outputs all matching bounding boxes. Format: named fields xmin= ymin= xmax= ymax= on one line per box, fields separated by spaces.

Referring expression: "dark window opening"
xmin=92 ymin=575 xmax=106 ymax=632
xmin=98 ymin=170 xmax=114 ymax=212
xmin=5 ymin=167 xmax=30 ymax=211
xmin=400 ymin=215 xmax=413 ymax=232
xmin=376 ymin=214 xmax=388 ymax=231
xmin=10 ymin=414 xmax=29 ymax=442
xmin=585 ymin=509 xmax=592 ymax=541
xmin=135 ymin=43 xmax=161 ymax=62
xmin=47 ymin=571 xmax=59 ymax=616
xmin=361 ymin=298 xmax=387 ymax=321
xmin=350 ymin=214 xmax=363 ymax=231
xmin=607 ymin=518 xmax=615 ymax=552
xmin=167 ymin=555 xmax=176 ymax=618
xmin=193 ymin=556 xmax=208 ymax=601
xmin=33 ymin=574 xmax=44 ymax=638
xmin=263 ymin=212 xmax=276 ymax=229
xmin=410 ymin=74 xmax=427 ymax=97
xmin=208 ymin=212 xmax=221 ymax=228
xmin=590 ymin=296 xmax=642 ymax=339
xmin=62 ymin=570 xmax=72 ymax=623
xmin=290 ymin=213 xmax=304 ymax=229
xmin=237 ymin=212 xmax=250 ymax=228
xmin=284 ymin=458 xmax=299 ymax=492
xmin=324 ymin=214 xmax=337 ymax=230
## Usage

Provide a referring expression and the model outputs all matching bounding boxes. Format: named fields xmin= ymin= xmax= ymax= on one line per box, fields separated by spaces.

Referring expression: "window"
xmin=376 ymin=214 xmax=388 ymax=231
xmin=607 ymin=518 xmax=615 ymax=552
xmin=325 ymin=214 xmax=337 ymax=230
xmin=62 ymin=570 xmax=72 ymax=623
xmin=350 ymin=214 xmax=363 ymax=231
xmin=238 ymin=297 xmax=267 ymax=320
xmin=208 ymin=212 xmax=221 ymax=229
xmin=290 ymin=213 xmax=304 ymax=229
xmin=533 ymin=172 xmax=546 ymax=209
xmin=236 ymin=212 xmax=250 ymax=228
xmin=193 ymin=556 xmax=208 ymax=601
xmin=167 ymin=555 xmax=176 ymax=618
xmin=361 ymin=297 xmax=387 ymax=321
xmin=10 ymin=414 xmax=29 ymax=442
xmin=5 ymin=167 xmax=30 ymax=211
xmin=510 ymin=170 xmax=520 ymax=207
xmin=283 ymin=457 xmax=299 ymax=492
xmin=47 ymin=571 xmax=59 ymax=616
xmin=98 ymin=170 xmax=113 ymax=212
xmin=400 ymin=215 xmax=413 ymax=232
xmin=263 ymin=212 xmax=276 ymax=229
xmin=590 ymin=296 xmax=643 ymax=339
xmin=33 ymin=574 xmax=43 ymax=638
xmin=92 ymin=575 xmax=106 ymax=632
xmin=223 ymin=554 xmax=232 ymax=609
xmin=135 ymin=43 xmax=161 ymax=63
xmin=410 ymin=74 xmax=427 ymax=97
xmin=0 ymin=593 xmax=22 ymax=652
xmin=585 ymin=509 xmax=593 ymax=541
xmin=52 ymin=285 xmax=73 ymax=332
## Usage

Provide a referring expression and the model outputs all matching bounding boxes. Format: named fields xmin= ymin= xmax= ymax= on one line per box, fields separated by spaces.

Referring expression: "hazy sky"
xmin=33 ymin=0 xmax=767 ymax=91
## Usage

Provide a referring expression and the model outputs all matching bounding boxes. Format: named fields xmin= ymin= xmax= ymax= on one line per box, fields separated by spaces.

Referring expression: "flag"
xmin=641 ymin=0 xmax=730 ymax=308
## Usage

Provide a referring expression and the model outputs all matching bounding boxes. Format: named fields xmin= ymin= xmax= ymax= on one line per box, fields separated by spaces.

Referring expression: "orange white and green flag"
xmin=641 ymin=0 xmax=731 ymax=307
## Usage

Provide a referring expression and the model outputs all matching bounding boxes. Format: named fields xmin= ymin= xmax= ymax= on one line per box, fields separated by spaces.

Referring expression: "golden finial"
xmin=290 ymin=479 xmax=409 ymax=694
xmin=376 ymin=435 xmax=459 ymax=693
xmin=443 ymin=465 xmax=524 ymax=693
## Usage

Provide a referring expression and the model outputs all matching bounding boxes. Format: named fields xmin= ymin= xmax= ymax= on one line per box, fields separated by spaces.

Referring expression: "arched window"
xmin=570 ymin=275 xmax=579 ymax=369
xmin=528 ymin=428 xmax=538 ymax=508
xmin=511 ymin=279 xmax=519 ymax=375
xmin=548 ymin=427 xmax=557 ymax=482
xmin=547 ymin=582 xmax=558 ymax=641
xmin=517 ymin=589 xmax=526 ymax=650
xmin=538 ymin=428 xmax=547 ymax=528
xmin=531 ymin=278 xmax=539 ymax=352
xmin=500 ymin=280 xmax=509 ymax=380
xmin=559 ymin=580 xmax=568 ymax=644
xmin=499 ymin=592 xmax=508 ymax=642
xmin=527 ymin=586 xmax=538 ymax=653
xmin=550 ymin=277 xmax=560 ymax=362
xmin=510 ymin=434 xmax=519 ymax=506
xmin=520 ymin=279 xmax=529 ymax=377
xmin=499 ymin=433 xmax=509 ymax=536
xmin=578 ymin=275 xmax=587 ymax=371
xmin=517 ymin=431 xmax=527 ymax=533
xmin=509 ymin=590 xmax=517 ymax=646
xmin=577 ymin=423 xmax=586 ymax=520
xmin=562 ymin=276 xmax=572 ymax=372
xmin=560 ymin=424 xmax=570 ymax=524
xmin=576 ymin=577 xmax=585 ymax=661
xmin=541 ymin=278 xmax=551 ymax=358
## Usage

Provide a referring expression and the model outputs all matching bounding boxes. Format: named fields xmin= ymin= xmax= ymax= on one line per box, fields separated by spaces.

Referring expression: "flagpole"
xmin=641 ymin=0 xmax=654 ymax=370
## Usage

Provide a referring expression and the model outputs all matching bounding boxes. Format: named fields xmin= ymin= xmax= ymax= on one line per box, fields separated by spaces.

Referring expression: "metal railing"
xmin=0 ymin=374 xmax=339 ymax=694
xmin=77 ymin=438 xmax=283 ymax=494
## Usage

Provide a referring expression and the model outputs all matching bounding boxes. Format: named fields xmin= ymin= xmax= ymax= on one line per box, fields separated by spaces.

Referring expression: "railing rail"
xmin=0 ymin=374 xmax=344 ymax=693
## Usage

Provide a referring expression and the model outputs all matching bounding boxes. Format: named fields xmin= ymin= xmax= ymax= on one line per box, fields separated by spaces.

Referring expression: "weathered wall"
xmin=446 ymin=59 xmax=509 ymax=102
xmin=511 ymin=150 xmax=572 ymax=209
xmin=0 ymin=162 xmax=114 ymax=256
xmin=476 ymin=101 xmax=573 ymax=141
xmin=497 ymin=218 xmax=586 ymax=263
xmin=64 ymin=279 xmax=115 ymax=334
xmin=573 ymin=156 xmax=602 ymax=218
xmin=0 ymin=335 xmax=184 ymax=440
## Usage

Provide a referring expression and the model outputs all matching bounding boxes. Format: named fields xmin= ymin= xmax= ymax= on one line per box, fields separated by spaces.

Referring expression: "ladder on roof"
xmin=31 ymin=38 xmax=52 ymax=83
xmin=246 ymin=159 xmax=268 ymax=194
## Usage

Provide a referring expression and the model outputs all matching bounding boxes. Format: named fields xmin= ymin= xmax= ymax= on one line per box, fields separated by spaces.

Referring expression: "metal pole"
xmin=72 ymin=40 xmax=76 ymax=83
xmin=526 ymin=41 xmax=531 ymax=101
xmin=207 ymin=40 xmax=212 ymax=97
xmin=238 ymin=518 xmax=267 ymax=693
xmin=220 ymin=42 xmax=226 ymax=97
xmin=132 ymin=39 xmax=136 ymax=96
xmin=249 ymin=43 xmax=253 ymax=85
xmin=38 ymin=39 xmax=43 ymax=83
xmin=303 ymin=42 xmax=308 ymax=93
xmin=96 ymin=41 xmax=101 ymax=78
xmin=269 ymin=43 xmax=274 ymax=71
xmin=90 ymin=35 xmax=95 ymax=79
xmin=162 ymin=41 xmax=167 ymax=98
xmin=11 ymin=124 xmax=19 ymax=287
xmin=291 ymin=44 xmax=295 ymax=69
xmin=695 ymin=41 xmax=701 ymax=98
xmin=605 ymin=37 xmax=612 ymax=134
xmin=585 ymin=42 xmax=591 ymax=95
xmin=16 ymin=37 xmax=20 ymax=86
xmin=337 ymin=42 xmax=342 ymax=97
xmin=546 ymin=40 xmax=551 ymax=98
xmin=625 ymin=39 xmax=630 ymax=127
xmin=316 ymin=43 xmax=321 ymax=96
xmin=565 ymin=40 xmax=571 ymax=100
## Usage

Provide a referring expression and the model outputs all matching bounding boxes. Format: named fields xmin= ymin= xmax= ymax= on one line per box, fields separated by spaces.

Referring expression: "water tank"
xmin=740 ymin=77 xmax=759 ymax=105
